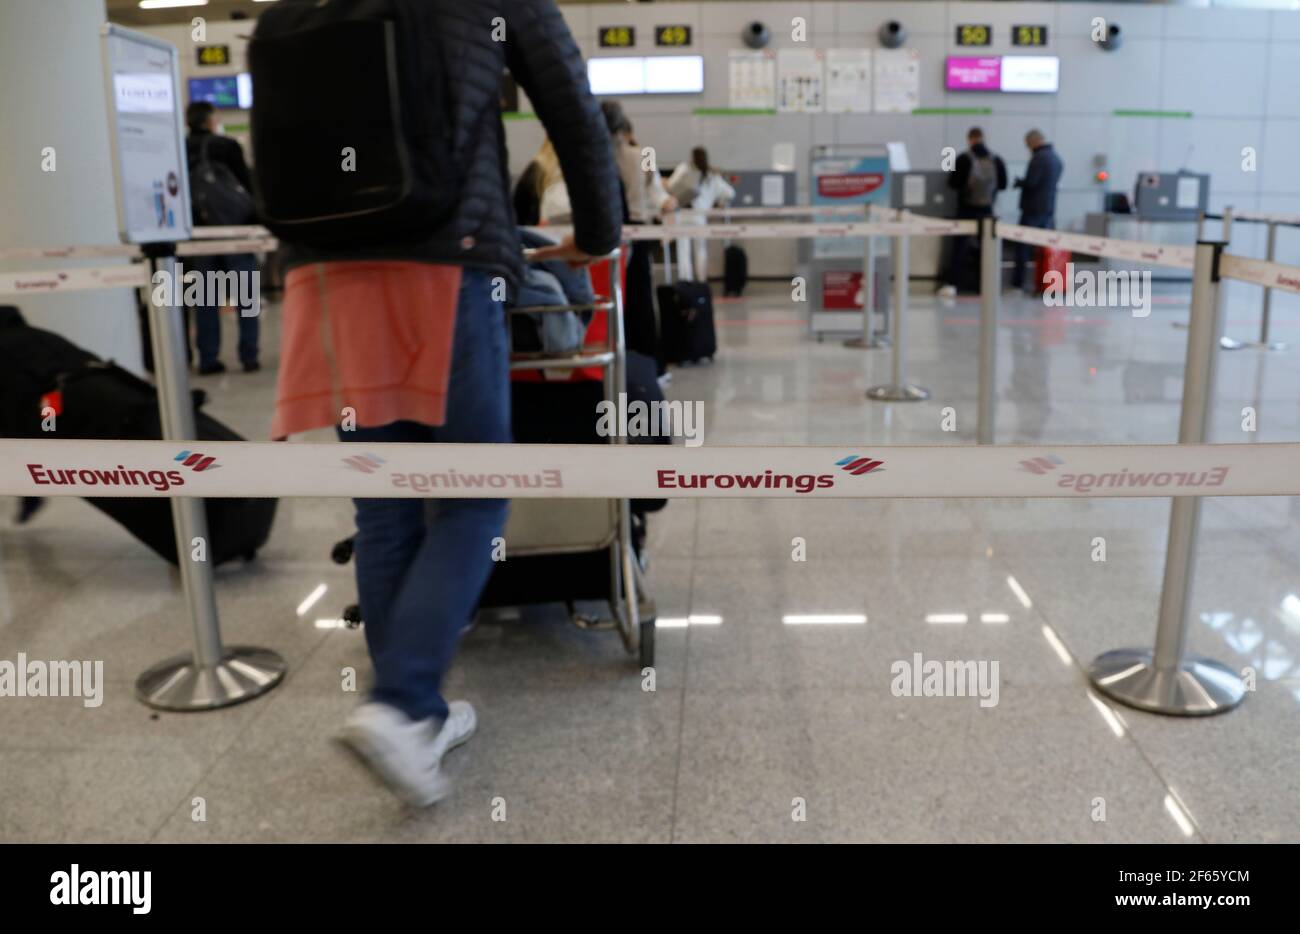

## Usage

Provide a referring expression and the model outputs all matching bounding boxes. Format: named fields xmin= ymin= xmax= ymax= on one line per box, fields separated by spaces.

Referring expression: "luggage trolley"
xmin=332 ymin=248 xmax=657 ymax=668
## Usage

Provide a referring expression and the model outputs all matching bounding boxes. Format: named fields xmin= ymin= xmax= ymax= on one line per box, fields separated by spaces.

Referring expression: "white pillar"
xmin=0 ymin=0 xmax=145 ymax=373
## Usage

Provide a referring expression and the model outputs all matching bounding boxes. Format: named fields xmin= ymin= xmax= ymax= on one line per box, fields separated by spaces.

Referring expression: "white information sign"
xmin=100 ymin=25 xmax=192 ymax=245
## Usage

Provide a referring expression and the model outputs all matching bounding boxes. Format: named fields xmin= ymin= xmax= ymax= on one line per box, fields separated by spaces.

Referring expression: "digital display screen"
xmin=587 ymin=55 xmax=704 ymax=95
xmin=945 ymin=55 xmax=1058 ymax=93
xmin=187 ymin=74 xmax=253 ymax=109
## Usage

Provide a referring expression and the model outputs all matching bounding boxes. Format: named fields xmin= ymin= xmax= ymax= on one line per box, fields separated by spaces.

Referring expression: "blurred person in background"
xmin=939 ymin=127 xmax=1007 ymax=297
xmin=185 ymin=101 xmax=260 ymax=373
xmin=667 ymin=147 xmax=734 ymax=281
xmin=603 ymin=101 xmax=676 ymax=376
xmin=1011 ymin=128 xmax=1063 ymax=291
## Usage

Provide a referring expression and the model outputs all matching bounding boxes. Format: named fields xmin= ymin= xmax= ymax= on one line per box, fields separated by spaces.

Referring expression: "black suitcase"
xmin=657 ymin=281 xmax=717 ymax=364
xmin=53 ymin=362 xmax=277 ymax=566
xmin=0 ymin=306 xmax=98 ymax=439
xmin=723 ymin=244 xmax=748 ymax=297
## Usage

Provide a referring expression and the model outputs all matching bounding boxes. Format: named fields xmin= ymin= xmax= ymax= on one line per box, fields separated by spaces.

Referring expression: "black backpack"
xmin=189 ymin=135 xmax=257 ymax=227
xmin=249 ymin=0 xmax=460 ymax=247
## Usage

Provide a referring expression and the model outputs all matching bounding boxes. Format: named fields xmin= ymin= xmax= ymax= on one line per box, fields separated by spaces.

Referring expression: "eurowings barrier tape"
xmin=3 ymin=439 xmax=1299 ymax=499
xmin=1219 ymin=253 xmax=1300 ymax=294
xmin=0 ymin=243 xmax=139 ymax=261
xmin=175 ymin=237 xmax=278 ymax=257
xmin=1206 ymin=208 xmax=1300 ymax=228
xmin=0 ymin=263 xmax=148 ymax=296
xmin=997 ymin=223 xmax=1197 ymax=270
xmin=677 ymin=204 xmax=867 ymax=218
xmin=537 ymin=219 xmax=979 ymax=242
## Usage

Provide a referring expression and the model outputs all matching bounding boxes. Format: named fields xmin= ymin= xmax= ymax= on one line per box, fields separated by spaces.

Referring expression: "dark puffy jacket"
xmin=1018 ymin=143 xmax=1063 ymax=217
xmin=276 ymin=0 xmax=622 ymax=290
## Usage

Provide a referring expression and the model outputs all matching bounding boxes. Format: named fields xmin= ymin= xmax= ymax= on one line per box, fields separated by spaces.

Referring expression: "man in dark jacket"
xmin=1011 ymin=129 xmax=1064 ymax=290
xmin=252 ymin=0 xmax=622 ymax=807
xmin=184 ymin=101 xmax=260 ymax=373
xmin=940 ymin=127 xmax=1007 ymax=295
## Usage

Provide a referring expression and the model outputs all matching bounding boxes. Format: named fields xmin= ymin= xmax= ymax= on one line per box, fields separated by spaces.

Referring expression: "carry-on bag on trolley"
xmin=332 ymin=250 xmax=657 ymax=665
xmin=41 ymin=362 xmax=276 ymax=566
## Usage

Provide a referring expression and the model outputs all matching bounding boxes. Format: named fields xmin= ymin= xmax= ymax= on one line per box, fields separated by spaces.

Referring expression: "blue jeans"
xmin=1011 ymin=213 xmax=1054 ymax=289
xmin=338 ymin=269 xmax=510 ymax=723
xmin=192 ymin=253 xmax=260 ymax=367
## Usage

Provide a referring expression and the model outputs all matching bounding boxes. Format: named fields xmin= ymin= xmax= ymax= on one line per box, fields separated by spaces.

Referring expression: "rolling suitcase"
xmin=51 ymin=362 xmax=277 ymax=566
xmin=657 ymin=240 xmax=717 ymax=364
xmin=1035 ymin=246 xmax=1070 ymax=295
xmin=723 ymin=244 xmax=748 ymax=297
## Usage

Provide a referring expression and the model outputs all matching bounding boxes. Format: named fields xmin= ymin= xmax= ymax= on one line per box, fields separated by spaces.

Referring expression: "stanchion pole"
xmin=134 ymin=248 xmax=285 ymax=711
xmin=977 ymin=217 xmax=999 ymax=444
xmin=1217 ymin=206 xmax=1247 ymax=351
xmin=1088 ymin=239 xmax=1246 ymax=716
xmin=842 ymin=231 xmax=887 ymax=350
xmin=1253 ymin=221 xmax=1286 ymax=351
xmin=866 ymin=232 xmax=929 ymax=402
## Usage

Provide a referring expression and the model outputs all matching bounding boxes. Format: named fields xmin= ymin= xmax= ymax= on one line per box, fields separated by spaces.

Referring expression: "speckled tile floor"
xmin=2 ymin=276 xmax=1298 ymax=842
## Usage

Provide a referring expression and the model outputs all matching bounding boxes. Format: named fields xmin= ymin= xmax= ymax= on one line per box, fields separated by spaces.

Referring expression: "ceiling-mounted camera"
xmin=879 ymin=20 xmax=906 ymax=49
xmin=742 ymin=21 xmax=770 ymax=50
xmin=1097 ymin=23 xmax=1122 ymax=52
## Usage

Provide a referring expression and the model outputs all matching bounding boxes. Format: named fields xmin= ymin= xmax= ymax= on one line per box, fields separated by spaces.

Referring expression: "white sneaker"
xmin=430 ymin=700 xmax=477 ymax=762
xmin=340 ymin=702 xmax=456 ymax=807
xmin=936 ymin=284 xmax=957 ymax=298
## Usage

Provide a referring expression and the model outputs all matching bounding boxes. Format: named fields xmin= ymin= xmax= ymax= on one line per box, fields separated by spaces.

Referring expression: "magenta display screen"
xmin=946 ymin=56 xmax=1001 ymax=91
xmin=946 ymin=55 xmax=1059 ymax=93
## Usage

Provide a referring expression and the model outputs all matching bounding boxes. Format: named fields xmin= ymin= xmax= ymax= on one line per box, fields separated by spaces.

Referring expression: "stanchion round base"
xmin=136 ymin=646 xmax=287 ymax=712
xmin=1238 ymin=340 xmax=1288 ymax=352
xmin=866 ymin=384 xmax=930 ymax=402
xmin=843 ymin=336 xmax=891 ymax=350
xmin=1088 ymin=648 xmax=1245 ymax=716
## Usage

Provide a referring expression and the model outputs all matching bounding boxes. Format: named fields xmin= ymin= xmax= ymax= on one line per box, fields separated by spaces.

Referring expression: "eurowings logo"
xmin=342 ymin=453 xmax=386 ymax=474
xmin=1019 ymin=454 xmax=1063 ymax=475
xmin=836 ymin=455 xmax=885 ymax=476
xmin=174 ymin=450 xmax=219 ymax=471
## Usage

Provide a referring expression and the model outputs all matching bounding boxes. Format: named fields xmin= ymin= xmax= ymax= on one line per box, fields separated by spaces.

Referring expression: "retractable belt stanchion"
xmin=1253 ymin=220 xmax=1287 ymax=351
xmin=842 ymin=232 xmax=886 ymax=350
xmin=134 ymin=245 xmax=285 ymax=711
xmin=866 ymin=232 xmax=929 ymax=402
xmin=977 ymin=217 xmax=1000 ymax=444
xmin=1088 ymin=239 xmax=1246 ymax=716
xmin=1218 ymin=206 xmax=1246 ymax=351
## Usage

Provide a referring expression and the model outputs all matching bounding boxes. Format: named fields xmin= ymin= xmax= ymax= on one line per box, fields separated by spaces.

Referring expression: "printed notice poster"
xmin=874 ymin=48 xmax=920 ymax=114
xmin=1176 ymin=176 xmax=1200 ymax=210
xmin=811 ymin=150 xmax=890 ymax=259
xmin=761 ymin=173 xmax=786 ymax=207
xmin=101 ymin=25 xmax=191 ymax=244
xmin=903 ymin=174 xmax=927 ymax=207
xmin=776 ymin=48 xmax=824 ymax=113
xmin=825 ymin=49 xmax=872 ymax=114
xmin=728 ymin=50 xmax=775 ymax=110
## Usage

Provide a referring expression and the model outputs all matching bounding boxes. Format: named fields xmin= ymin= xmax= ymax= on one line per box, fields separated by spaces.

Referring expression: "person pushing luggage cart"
xmin=251 ymin=0 xmax=622 ymax=809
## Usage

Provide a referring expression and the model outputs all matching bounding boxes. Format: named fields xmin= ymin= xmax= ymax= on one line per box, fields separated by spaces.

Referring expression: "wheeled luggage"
xmin=723 ymin=244 xmax=748 ymax=296
xmin=658 ymin=280 xmax=717 ymax=364
xmin=1035 ymin=246 xmax=1071 ymax=295
xmin=44 ymin=362 xmax=276 ymax=566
